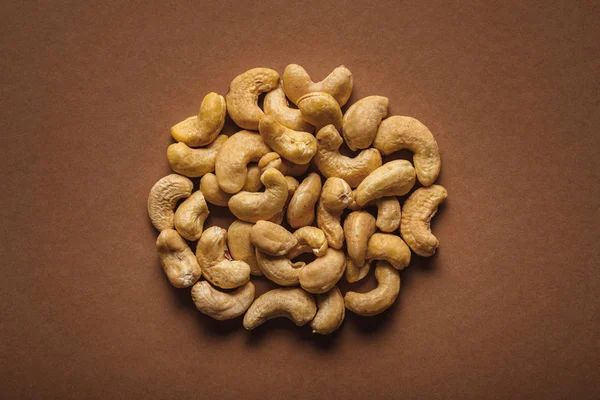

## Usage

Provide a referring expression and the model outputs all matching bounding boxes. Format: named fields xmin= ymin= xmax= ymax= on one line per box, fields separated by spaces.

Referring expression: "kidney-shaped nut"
xmin=173 ymin=190 xmax=209 ymax=241
xmin=196 ymin=227 xmax=251 ymax=289
xmin=342 ymin=95 xmax=388 ymax=151
xmin=241 ymin=164 xmax=263 ymax=192
xmin=255 ymin=249 xmax=304 ymax=286
xmin=354 ymin=160 xmax=416 ymax=206
xmin=228 ymin=168 xmax=288 ymax=223
xmin=401 ymin=185 xmax=448 ymax=257
xmin=298 ymin=248 xmax=346 ymax=294
xmin=170 ymin=92 xmax=227 ymax=147
xmin=227 ymin=220 xmax=261 ymax=276
xmin=225 ymin=68 xmax=279 ymax=130
xmin=282 ymin=159 xmax=311 ymax=177
xmin=156 ymin=229 xmax=201 ymax=288
xmin=345 ymin=259 xmax=371 ymax=283
xmin=191 ymin=281 xmax=255 ymax=320
xmin=286 ymin=173 xmax=322 ymax=228
xmin=200 ymin=173 xmax=231 ymax=206
xmin=373 ymin=116 xmax=441 ymax=186
xmin=215 ymin=130 xmax=271 ymax=194
xmin=282 ymin=64 xmax=353 ymax=106
xmin=243 ymin=287 xmax=317 ymax=330
xmin=314 ymin=125 xmax=382 ymax=188
xmin=317 ymin=177 xmax=352 ymax=249
xmin=310 ymin=286 xmax=345 ymax=335
xmin=287 ymin=226 xmax=328 ymax=259
xmin=167 ymin=135 xmax=227 ymax=178
xmin=366 ymin=233 xmax=411 ymax=270
xmin=375 ymin=197 xmax=401 ymax=232
xmin=345 ymin=261 xmax=400 ymax=316
xmin=258 ymin=152 xmax=286 ymax=174
xmin=250 ymin=221 xmax=298 ymax=256
xmin=258 ymin=115 xmax=317 ymax=165
xmin=148 ymin=174 xmax=193 ymax=231
xmin=297 ymin=92 xmax=343 ymax=131
xmin=264 ymin=86 xmax=314 ymax=132
xmin=344 ymin=211 xmax=377 ymax=267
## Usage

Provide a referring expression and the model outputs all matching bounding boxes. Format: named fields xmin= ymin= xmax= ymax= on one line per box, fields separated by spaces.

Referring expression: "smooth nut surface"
xmin=297 ymin=92 xmax=343 ymax=130
xmin=173 ymin=190 xmax=209 ymax=241
xmin=354 ymin=160 xmax=416 ymax=206
xmin=226 ymin=68 xmax=279 ymax=130
xmin=200 ymin=173 xmax=232 ymax=206
xmin=242 ymin=164 xmax=263 ymax=192
xmin=282 ymin=64 xmax=353 ymax=106
xmin=156 ymin=229 xmax=201 ymax=288
xmin=170 ymin=92 xmax=227 ymax=147
xmin=255 ymin=249 xmax=303 ymax=286
xmin=342 ymin=95 xmax=388 ymax=151
xmin=344 ymin=211 xmax=377 ymax=267
xmin=310 ymin=286 xmax=345 ymax=335
xmin=228 ymin=168 xmax=288 ymax=223
xmin=227 ymin=220 xmax=261 ymax=276
xmin=286 ymin=173 xmax=322 ymax=228
xmin=345 ymin=259 xmax=371 ymax=283
xmin=264 ymin=86 xmax=314 ymax=132
xmin=345 ymin=261 xmax=400 ymax=316
xmin=287 ymin=226 xmax=328 ymax=259
xmin=250 ymin=221 xmax=297 ymax=256
xmin=258 ymin=115 xmax=317 ymax=165
xmin=366 ymin=233 xmax=411 ymax=270
xmin=148 ymin=174 xmax=193 ymax=231
xmin=167 ymin=135 xmax=228 ymax=178
xmin=298 ymin=248 xmax=346 ymax=294
xmin=243 ymin=288 xmax=317 ymax=330
xmin=191 ymin=281 xmax=255 ymax=320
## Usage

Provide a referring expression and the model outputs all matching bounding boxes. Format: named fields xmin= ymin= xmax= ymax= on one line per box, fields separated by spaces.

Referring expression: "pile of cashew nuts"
xmin=148 ymin=64 xmax=448 ymax=335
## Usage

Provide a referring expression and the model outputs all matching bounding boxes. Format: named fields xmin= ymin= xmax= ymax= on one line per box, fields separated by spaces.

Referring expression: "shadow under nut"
xmin=354 ymin=160 xmax=416 ymax=206
xmin=258 ymin=115 xmax=317 ymax=165
xmin=170 ymin=92 xmax=227 ymax=147
xmin=243 ymin=288 xmax=317 ymax=330
xmin=282 ymin=64 xmax=353 ymax=106
xmin=264 ymin=86 xmax=314 ymax=132
xmin=167 ymin=135 xmax=227 ymax=178
xmin=310 ymin=286 xmax=345 ymax=335
xmin=286 ymin=172 xmax=322 ymax=228
xmin=191 ymin=281 xmax=255 ymax=320
xmin=366 ymin=233 xmax=411 ymax=270
xmin=156 ymin=229 xmax=201 ymax=288
xmin=298 ymin=248 xmax=346 ymax=294
xmin=173 ymin=190 xmax=209 ymax=241
xmin=345 ymin=261 xmax=400 ymax=316
xmin=342 ymin=95 xmax=388 ymax=151
xmin=148 ymin=174 xmax=193 ymax=231
xmin=228 ymin=168 xmax=288 ymax=223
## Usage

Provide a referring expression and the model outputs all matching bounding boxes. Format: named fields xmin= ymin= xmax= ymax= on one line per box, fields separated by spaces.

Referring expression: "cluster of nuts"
xmin=148 ymin=64 xmax=447 ymax=335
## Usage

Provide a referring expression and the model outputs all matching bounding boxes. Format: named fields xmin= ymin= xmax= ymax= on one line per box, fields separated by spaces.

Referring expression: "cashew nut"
xmin=345 ymin=261 xmax=400 ymax=316
xmin=215 ymin=130 xmax=271 ymax=194
xmin=170 ymin=92 xmax=227 ymax=147
xmin=354 ymin=160 xmax=416 ymax=206
xmin=255 ymin=249 xmax=304 ymax=286
xmin=250 ymin=221 xmax=297 ymax=256
xmin=282 ymin=64 xmax=353 ymax=106
xmin=317 ymin=177 xmax=352 ymax=249
xmin=191 ymin=281 xmax=255 ymax=320
xmin=310 ymin=286 xmax=345 ymax=335
xmin=298 ymin=248 xmax=346 ymax=294
xmin=342 ymin=95 xmax=388 ymax=151
xmin=287 ymin=226 xmax=328 ymax=259
xmin=297 ymin=92 xmax=342 ymax=131
xmin=167 ymin=135 xmax=227 ymax=178
xmin=285 ymin=176 xmax=300 ymax=200
xmin=258 ymin=115 xmax=317 ymax=165
xmin=258 ymin=152 xmax=286 ymax=174
xmin=148 ymin=174 xmax=193 ymax=231
xmin=282 ymin=159 xmax=311 ymax=177
xmin=366 ymin=233 xmax=411 ymax=270
xmin=373 ymin=116 xmax=441 ymax=186
xmin=225 ymin=68 xmax=279 ymax=130
xmin=243 ymin=288 xmax=317 ymax=330
xmin=344 ymin=211 xmax=376 ymax=267
xmin=314 ymin=125 xmax=382 ymax=188
xmin=400 ymin=184 xmax=448 ymax=256
xmin=242 ymin=164 xmax=263 ymax=192
xmin=345 ymin=259 xmax=371 ymax=283
xmin=264 ymin=86 xmax=313 ymax=132
xmin=228 ymin=168 xmax=288 ymax=223
xmin=156 ymin=229 xmax=201 ymax=288
xmin=200 ymin=173 xmax=231 ymax=206
xmin=196 ymin=227 xmax=251 ymax=289
xmin=227 ymin=220 xmax=261 ymax=276
xmin=375 ymin=197 xmax=401 ymax=232
xmin=173 ymin=190 xmax=209 ymax=241
xmin=286 ymin=172 xmax=322 ymax=228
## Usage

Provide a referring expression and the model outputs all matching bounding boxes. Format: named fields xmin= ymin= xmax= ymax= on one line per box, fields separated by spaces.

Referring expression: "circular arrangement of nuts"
xmin=148 ymin=64 xmax=448 ymax=334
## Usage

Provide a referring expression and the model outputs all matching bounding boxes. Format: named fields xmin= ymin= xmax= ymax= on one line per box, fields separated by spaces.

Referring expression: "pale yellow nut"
xmin=298 ymin=248 xmax=346 ymax=294
xmin=156 ymin=229 xmax=201 ymax=288
xmin=344 ymin=211 xmax=376 ymax=267
xmin=354 ymin=160 xmax=416 ymax=206
xmin=173 ymin=190 xmax=209 ymax=241
xmin=284 ymin=176 xmax=300 ymax=202
xmin=227 ymin=220 xmax=261 ymax=276
xmin=310 ymin=286 xmax=345 ymax=335
xmin=258 ymin=115 xmax=317 ymax=165
xmin=250 ymin=221 xmax=297 ymax=256
xmin=282 ymin=64 xmax=353 ymax=106
xmin=148 ymin=174 xmax=193 ymax=231
xmin=200 ymin=173 xmax=231 ymax=206
xmin=400 ymin=185 xmax=448 ymax=257
xmin=373 ymin=116 xmax=441 ymax=186
xmin=225 ymin=68 xmax=279 ymax=130
xmin=215 ymin=130 xmax=271 ymax=194
xmin=297 ymin=92 xmax=343 ymax=131
xmin=258 ymin=152 xmax=286 ymax=174
xmin=170 ymin=92 xmax=227 ymax=147
xmin=287 ymin=226 xmax=328 ymax=259
xmin=314 ymin=125 xmax=382 ymax=188
xmin=242 ymin=164 xmax=263 ymax=192
xmin=264 ymin=86 xmax=314 ymax=132
xmin=366 ymin=233 xmax=411 ymax=270
xmin=243 ymin=287 xmax=317 ymax=330
xmin=316 ymin=177 xmax=352 ymax=249
xmin=345 ymin=259 xmax=371 ymax=284
xmin=167 ymin=135 xmax=227 ymax=178
xmin=282 ymin=159 xmax=311 ymax=177
xmin=345 ymin=261 xmax=400 ymax=316
xmin=228 ymin=168 xmax=288 ymax=223
xmin=342 ymin=95 xmax=388 ymax=151
xmin=191 ymin=281 xmax=255 ymax=320
xmin=255 ymin=249 xmax=304 ymax=286
xmin=375 ymin=197 xmax=401 ymax=232
xmin=286 ymin=173 xmax=322 ymax=228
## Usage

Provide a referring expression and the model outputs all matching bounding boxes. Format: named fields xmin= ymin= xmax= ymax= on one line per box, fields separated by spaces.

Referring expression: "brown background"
xmin=1 ymin=0 xmax=598 ymax=398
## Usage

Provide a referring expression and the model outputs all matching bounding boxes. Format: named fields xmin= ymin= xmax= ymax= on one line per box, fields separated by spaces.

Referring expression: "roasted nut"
xmin=282 ymin=64 xmax=353 ymax=106
xmin=286 ymin=173 xmax=322 ymax=228
xmin=366 ymin=233 xmax=411 ymax=270
xmin=342 ymin=95 xmax=388 ymax=151
xmin=228 ymin=168 xmax=288 ymax=222
xmin=258 ymin=115 xmax=317 ymax=165
xmin=264 ymin=86 xmax=314 ymax=132
xmin=258 ymin=152 xmax=286 ymax=174
xmin=345 ymin=261 xmax=400 ymax=316
xmin=298 ymin=248 xmax=346 ymax=294
xmin=282 ymin=159 xmax=311 ymax=177
xmin=148 ymin=174 xmax=193 ymax=231
xmin=226 ymin=68 xmax=279 ymax=130
xmin=200 ymin=173 xmax=231 ymax=206
xmin=243 ymin=288 xmax=317 ymax=330
xmin=173 ymin=190 xmax=209 ymax=241
xmin=167 ymin=135 xmax=227 ymax=178
xmin=255 ymin=249 xmax=304 ymax=286
xmin=297 ymin=92 xmax=343 ymax=130
xmin=354 ymin=160 xmax=416 ymax=206
xmin=310 ymin=286 xmax=345 ymax=335
xmin=227 ymin=220 xmax=261 ymax=276
xmin=344 ymin=211 xmax=377 ymax=267
xmin=156 ymin=229 xmax=201 ymax=288
xmin=191 ymin=281 xmax=255 ymax=320
xmin=242 ymin=164 xmax=263 ymax=192
xmin=170 ymin=92 xmax=227 ymax=147
xmin=287 ymin=226 xmax=329 ymax=259
xmin=317 ymin=177 xmax=352 ymax=249
xmin=250 ymin=221 xmax=297 ymax=256
xmin=345 ymin=259 xmax=371 ymax=283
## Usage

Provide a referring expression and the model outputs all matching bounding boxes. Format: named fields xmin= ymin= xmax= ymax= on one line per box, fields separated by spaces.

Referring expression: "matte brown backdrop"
xmin=1 ymin=0 xmax=598 ymax=399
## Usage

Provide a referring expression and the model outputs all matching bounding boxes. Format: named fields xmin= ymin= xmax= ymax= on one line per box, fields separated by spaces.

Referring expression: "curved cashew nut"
xmin=258 ymin=115 xmax=317 ymax=165
xmin=314 ymin=125 xmax=382 ymax=188
xmin=250 ymin=221 xmax=297 ymax=256
xmin=282 ymin=64 xmax=353 ymax=106
xmin=228 ymin=168 xmax=288 ymax=223
xmin=264 ymin=86 xmax=314 ymax=132
xmin=342 ymin=95 xmax=388 ymax=151
xmin=310 ymin=286 xmax=345 ymax=335
xmin=354 ymin=160 xmax=416 ymax=206
xmin=285 ymin=176 xmax=300 ymax=201
xmin=286 ymin=172 xmax=322 ymax=228
xmin=317 ymin=177 xmax=352 ymax=249
xmin=227 ymin=220 xmax=261 ymax=276
xmin=258 ymin=152 xmax=286 ymax=174
xmin=170 ymin=92 xmax=227 ymax=147
xmin=243 ymin=288 xmax=317 ymax=330
xmin=173 ymin=190 xmax=209 ymax=241
xmin=400 ymin=185 xmax=448 ymax=256
xmin=297 ymin=92 xmax=342 ymax=130
xmin=225 ymin=68 xmax=279 ymax=130
xmin=344 ymin=211 xmax=376 ymax=267
xmin=373 ymin=116 xmax=441 ymax=186
xmin=196 ymin=227 xmax=251 ymax=289
xmin=200 ymin=173 xmax=231 ymax=206
xmin=345 ymin=259 xmax=371 ymax=283
xmin=345 ymin=261 xmax=400 ymax=316
xmin=298 ymin=248 xmax=346 ymax=294
xmin=241 ymin=164 xmax=263 ymax=192
xmin=191 ymin=281 xmax=255 ymax=320
xmin=156 ymin=229 xmax=201 ymax=288
xmin=148 ymin=174 xmax=193 ymax=231
xmin=366 ymin=233 xmax=411 ymax=270
xmin=255 ymin=249 xmax=304 ymax=286
xmin=375 ymin=197 xmax=401 ymax=232
xmin=287 ymin=226 xmax=328 ymax=259
xmin=282 ymin=159 xmax=311 ymax=177
xmin=215 ymin=130 xmax=271 ymax=194
xmin=167 ymin=135 xmax=227 ymax=178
